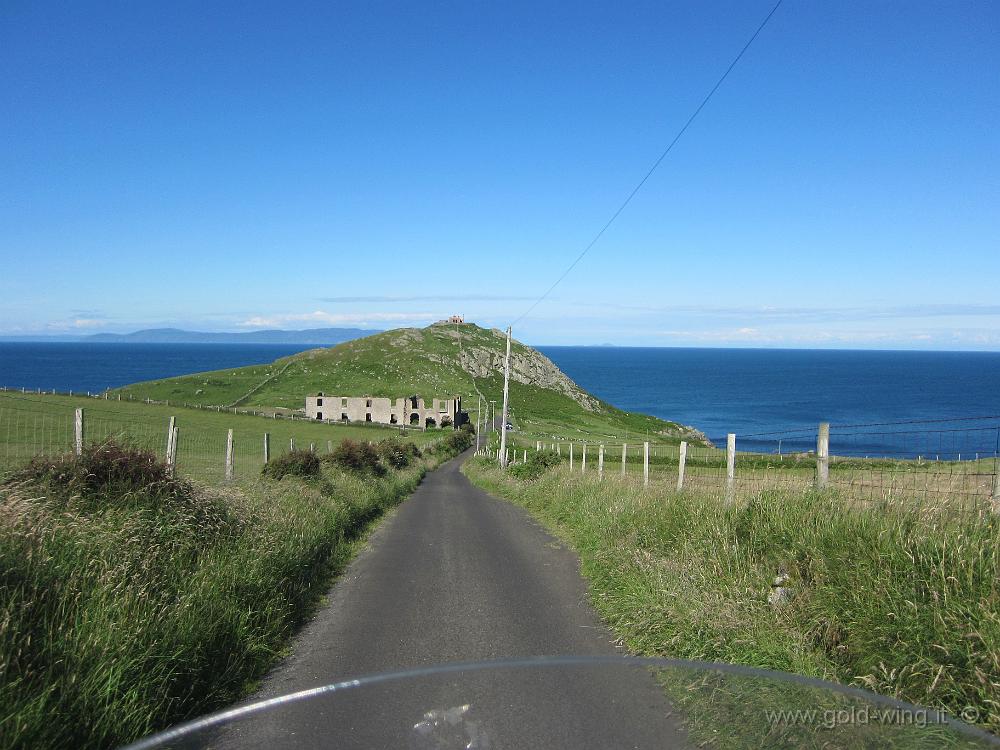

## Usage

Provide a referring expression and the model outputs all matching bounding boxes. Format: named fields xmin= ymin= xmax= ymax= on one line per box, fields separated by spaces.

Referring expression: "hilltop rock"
xmin=456 ymin=346 xmax=602 ymax=412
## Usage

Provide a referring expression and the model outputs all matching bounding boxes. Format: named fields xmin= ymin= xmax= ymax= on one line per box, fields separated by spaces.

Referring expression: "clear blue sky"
xmin=1 ymin=1 xmax=997 ymax=349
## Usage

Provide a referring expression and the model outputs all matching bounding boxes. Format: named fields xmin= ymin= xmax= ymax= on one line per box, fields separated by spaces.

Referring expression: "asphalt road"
xmin=208 ymin=450 xmax=688 ymax=749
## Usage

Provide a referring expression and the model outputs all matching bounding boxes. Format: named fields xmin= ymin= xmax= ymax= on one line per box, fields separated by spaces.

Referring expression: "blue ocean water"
xmin=2 ymin=342 xmax=999 ymax=456
xmin=537 ymin=347 xmax=1000 ymax=456
xmin=0 ymin=343 xmax=315 ymax=394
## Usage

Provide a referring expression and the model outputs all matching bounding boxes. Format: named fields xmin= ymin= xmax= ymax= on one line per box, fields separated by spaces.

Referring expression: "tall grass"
xmin=0 ymin=438 xmax=465 ymax=749
xmin=464 ymin=459 xmax=1000 ymax=734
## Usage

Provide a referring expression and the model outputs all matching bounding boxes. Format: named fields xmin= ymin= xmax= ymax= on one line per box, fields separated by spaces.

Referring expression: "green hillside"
xmin=112 ymin=322 xmax=706 ymax=444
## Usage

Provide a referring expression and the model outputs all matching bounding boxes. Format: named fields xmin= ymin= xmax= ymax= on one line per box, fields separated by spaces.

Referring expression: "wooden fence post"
xmin=643 ymin=441 xmax=650 ymax=486
xmin=290 ymin=437 xmax=295 ymax=452
xmin=992 ymin=460 xmax=1000 ymax=512
xmin=166 ymin=416 xmax=176 ymax=459
xmin=622 ymin=443 xmax=627 ymax=476
xmin=677 ymin=441 xmax=688 ymax=492
xmin=816 ymin=422 xmax=830 ymax=490
xmin=582 ymin=444 xmax=587 ymax=473
xmin=725 ymin=433 xmax=736 ymax=504
xmin=74 ymin=408 xmax=84 ymax=456
xmin=264 ymin=433 xmax=270 ymax=463
xmin=598 ymin=444 xmax=604 ymax=480
xmin=167 ymin=427 xmax=179 ymax=476
xmin=536 ymin=441 xmax=541 ymax=452
xmin=570 ymin=443 xmax=574 ymax=472
xmin=225 ymin=429 xmax=234 ymax=481
xmin=310 ymin=442 xmax=315 ymax=453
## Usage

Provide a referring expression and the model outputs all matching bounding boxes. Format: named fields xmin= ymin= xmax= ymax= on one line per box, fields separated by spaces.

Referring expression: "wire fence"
xmin=497 ymin=417 xmax=1000 ymax=517
xmin=0 ymin=394 xmax=445 ymax=485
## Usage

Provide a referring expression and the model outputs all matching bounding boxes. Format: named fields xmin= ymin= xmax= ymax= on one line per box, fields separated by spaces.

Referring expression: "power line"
xmin=511 ymin=0 xmax=784 ymax=327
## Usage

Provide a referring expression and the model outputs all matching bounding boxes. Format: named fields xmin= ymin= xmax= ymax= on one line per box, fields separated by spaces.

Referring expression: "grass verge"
xmin=0 ymin=430 xmax=472 ymax=749
xmin=463 ymin=456 xmax=999 ymax=739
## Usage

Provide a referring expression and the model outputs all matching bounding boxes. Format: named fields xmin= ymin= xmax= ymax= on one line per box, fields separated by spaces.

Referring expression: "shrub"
xmin=376 ymin=438 xmax=421 ymax=469
xmin=16 ymin=441 xmax=193 ymax=510
xmin=324 ymin=439 xmax=387 ymax=475
xmin=508 ymin=448 xmax=561 ymax=480
xmin=261 ymin=449 xmax=321 ymax=481
xmin=433 ymin=428 xmax=474 ymax=456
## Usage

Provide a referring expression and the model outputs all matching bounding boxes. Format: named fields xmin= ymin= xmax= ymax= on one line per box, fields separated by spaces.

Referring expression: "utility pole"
xmin=476 ymin=394 xmax=481 ymax=451
xmin=499 ymin=326 xmax=512 ymax=468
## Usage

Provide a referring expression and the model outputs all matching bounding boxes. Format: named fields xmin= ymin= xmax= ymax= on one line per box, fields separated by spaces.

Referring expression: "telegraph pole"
xmin=499 ymin=326 xmax=512 ymax=468
xmin=476 ymin=393 xmax=481 ymax=451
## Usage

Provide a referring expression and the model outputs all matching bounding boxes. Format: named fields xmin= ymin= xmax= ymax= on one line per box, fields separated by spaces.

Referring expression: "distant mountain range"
xmin=0 ymin=327 xmax=382 ymax=345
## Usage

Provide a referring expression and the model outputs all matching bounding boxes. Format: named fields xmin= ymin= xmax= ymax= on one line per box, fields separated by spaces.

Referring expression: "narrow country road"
xmin=212 ymin=450 xmax=687 ymax=749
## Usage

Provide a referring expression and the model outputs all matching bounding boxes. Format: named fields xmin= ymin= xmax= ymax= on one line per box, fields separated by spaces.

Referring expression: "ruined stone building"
xmin=305 ymin=394 xmax=465 ymax=429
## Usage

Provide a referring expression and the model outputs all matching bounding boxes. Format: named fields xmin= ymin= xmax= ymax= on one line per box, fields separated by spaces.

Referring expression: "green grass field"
xmin=463 ymin=456 xmax=1000 ymax=737
xmin=0 ymin=391 xmax=441 ymax=484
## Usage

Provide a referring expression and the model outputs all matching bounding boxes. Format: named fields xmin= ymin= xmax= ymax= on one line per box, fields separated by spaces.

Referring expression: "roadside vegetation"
xmin=0 ymin=432 xmax=470 ymax=750
xmin=463 ymin=457 xmax=1000 ymax=736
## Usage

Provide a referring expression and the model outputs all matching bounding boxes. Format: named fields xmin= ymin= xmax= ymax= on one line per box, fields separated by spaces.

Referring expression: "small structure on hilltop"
xmin=444 ymin=314 xmax=464 ymax=324
xmin=305 ymin=394 xmax=466 ymax=429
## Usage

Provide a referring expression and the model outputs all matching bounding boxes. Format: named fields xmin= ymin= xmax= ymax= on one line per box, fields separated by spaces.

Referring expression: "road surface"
xmin=210 ymin=450 xmax=687 ymax=749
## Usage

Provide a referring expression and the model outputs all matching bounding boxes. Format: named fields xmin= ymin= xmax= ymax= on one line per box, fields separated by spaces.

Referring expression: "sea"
xmin=2 ymin=342 xmax=999 ymax=457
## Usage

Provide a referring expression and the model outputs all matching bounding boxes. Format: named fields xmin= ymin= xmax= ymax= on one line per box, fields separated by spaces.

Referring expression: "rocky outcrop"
xmin=456 ymin=345 xmax=602 ymax=412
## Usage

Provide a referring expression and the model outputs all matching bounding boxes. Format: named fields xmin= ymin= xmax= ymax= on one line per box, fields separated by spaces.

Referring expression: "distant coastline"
xmin=0 ymin=326 xmax=381 ymax=345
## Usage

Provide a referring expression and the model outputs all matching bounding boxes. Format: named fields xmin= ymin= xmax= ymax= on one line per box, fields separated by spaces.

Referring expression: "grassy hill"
xmin=111 ymin=322 xmax=705 ymax=445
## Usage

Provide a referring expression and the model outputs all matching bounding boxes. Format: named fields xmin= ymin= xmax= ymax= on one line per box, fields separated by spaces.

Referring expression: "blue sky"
xmin=1 ymin=1 xmax=997 ymax=349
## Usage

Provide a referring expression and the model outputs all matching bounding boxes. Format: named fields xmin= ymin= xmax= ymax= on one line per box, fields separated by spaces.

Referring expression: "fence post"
xmin=993 ymin=468 xmax=1000 ymax=511
xmin=992 ymin=432 xmax=999 ymax=511
xmin=598 ymin=444 xmax=604 ymax=479
xmin=74 ymin=408 xmax=84 ymax=456
xmin=225 ymin=429 xmax=234 ymax=481
xmin=327 ymin=440 xmax=333 ymax=453
xmin=725 ymin=433 xmax=736 ymax=504
xmin=582 ymin=444 xmax=587 ymax=474
xmin=622 ymin=443 xmax=627 ymax=476
xmin=677 ymin=441 xmax=687 ymax=492
xmin=570 ymin=443 xmax=574 ymax=472
xmin=310 ymin=442 xmax=315 ymax=453
xmin=536 ymin=441 xmax=541 ymax=452
xmin=815 ymin=422 xmax=830 ymax=490
xmin=166 ymin=416 xmax=176 ymax=459
xmin=643 ymin=441 xmax=649 ymax=486
xmin=290 ymin=437 xmax=295 ymax=452
xmin=264 ymin=433 xmax=270 ymax=463
xmin=522 ymin=450 xmax=526 ymax=464
xmin=167 ymin=428 xmax=179 ymax=476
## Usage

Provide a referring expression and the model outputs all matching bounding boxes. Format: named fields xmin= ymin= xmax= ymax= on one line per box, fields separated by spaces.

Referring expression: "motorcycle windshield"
xmin=120 ymin=656 xmax=997 ymax=750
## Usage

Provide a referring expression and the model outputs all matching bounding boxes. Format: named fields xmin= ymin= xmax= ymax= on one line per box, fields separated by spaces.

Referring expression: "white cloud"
xmin=239 ymin=310 xmax=443 ymax=328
